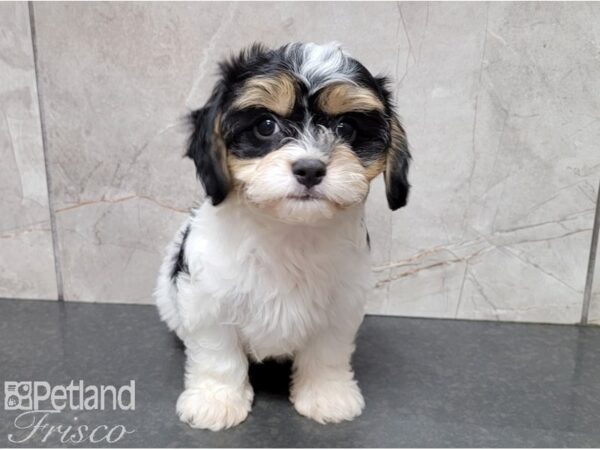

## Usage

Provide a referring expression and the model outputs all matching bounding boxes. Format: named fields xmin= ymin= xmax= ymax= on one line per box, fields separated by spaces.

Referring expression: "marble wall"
xmin=588 ymin=192 xmax=600 ymax=325
xmin=2 ymin=2 xmax=599 ymax=324
xmin=0 ymin=2 xmax=57 ymax=300
xmin=366 ymin=2 xmax=600 ymax=324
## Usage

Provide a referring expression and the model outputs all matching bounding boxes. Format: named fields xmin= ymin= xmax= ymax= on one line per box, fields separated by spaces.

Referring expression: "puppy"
xmin=155 ymin=42 xmax=410 ymax=431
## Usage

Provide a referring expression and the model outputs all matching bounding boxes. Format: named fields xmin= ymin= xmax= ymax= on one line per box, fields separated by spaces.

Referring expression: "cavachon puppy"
xmin=155 ymin=42 xmax=411 ymax=431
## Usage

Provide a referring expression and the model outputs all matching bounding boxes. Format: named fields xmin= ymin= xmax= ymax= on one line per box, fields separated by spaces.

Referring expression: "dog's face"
xmin=187 ymin=42 xmax=411 ymax=224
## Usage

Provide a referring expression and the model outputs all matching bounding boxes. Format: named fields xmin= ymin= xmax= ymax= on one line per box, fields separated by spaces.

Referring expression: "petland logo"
xmin=4 ymin=380 xmax=136 ymax=444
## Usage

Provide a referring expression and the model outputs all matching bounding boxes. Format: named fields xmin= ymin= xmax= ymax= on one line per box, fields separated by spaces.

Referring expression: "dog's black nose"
xmin=292 ymin=159 xmax=326 ymax=188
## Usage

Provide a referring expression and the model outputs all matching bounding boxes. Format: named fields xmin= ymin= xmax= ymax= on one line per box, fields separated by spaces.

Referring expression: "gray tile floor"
xmin=1 ymin=299 xmax=599 ymax=447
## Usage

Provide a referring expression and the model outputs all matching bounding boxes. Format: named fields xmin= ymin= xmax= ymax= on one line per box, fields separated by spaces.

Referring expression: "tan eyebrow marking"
xmin=318 ymin=83 xmax=385 ymax=115
xmin=232 ymin=73 xmax=296 ymax=117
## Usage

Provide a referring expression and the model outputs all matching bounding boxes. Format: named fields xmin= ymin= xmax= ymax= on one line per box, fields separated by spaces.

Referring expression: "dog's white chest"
xmin=179 ymin=202 xmax=371 ymax=361
xmin=224 ymin=236 xmax=345 ymax=360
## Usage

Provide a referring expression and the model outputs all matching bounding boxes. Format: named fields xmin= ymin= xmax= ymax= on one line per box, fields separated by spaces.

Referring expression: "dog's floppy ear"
xmin=186 ymin=85 xmax=230 ymax=206
xmin=374 ymin=76 xmax=411 ymax=210
xmin=385 ymin=116 xmax=411 ymax=210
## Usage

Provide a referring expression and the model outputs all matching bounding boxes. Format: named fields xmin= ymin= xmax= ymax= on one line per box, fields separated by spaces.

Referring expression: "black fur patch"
xmin=386 ymin=149 xmax=411 ymax=210
xmin=385 ymin=119 xmax=411 ymax=211
xmin=171 ymin=224 xmax=190 ymax=281
xmin=187 ymin=86 xmax=230 ymax=206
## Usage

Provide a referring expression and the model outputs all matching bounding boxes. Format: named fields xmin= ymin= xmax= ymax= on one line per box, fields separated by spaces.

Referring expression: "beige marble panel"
xmin=33 ymin=2 xmax=600 ymax=322
xmin=376 ymin=2 xmax=600 ymax=323
xmin=0 ymin=2 xmax=57 ymax=300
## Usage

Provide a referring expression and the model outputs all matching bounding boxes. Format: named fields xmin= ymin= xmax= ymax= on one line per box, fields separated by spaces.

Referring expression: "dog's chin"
xmin=247 ymin=195 xmax=341 ymax=225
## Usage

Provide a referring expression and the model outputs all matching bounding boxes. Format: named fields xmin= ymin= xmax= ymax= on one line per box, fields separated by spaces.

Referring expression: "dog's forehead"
xmin=281 ymin=42 xmax=357 ymax=93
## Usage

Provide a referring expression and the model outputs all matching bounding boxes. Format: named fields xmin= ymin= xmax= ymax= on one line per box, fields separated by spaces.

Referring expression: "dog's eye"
xmin=254 ymin=118 xmax=279 ymax=138
xmin=335 ymin=120 xmax=356 ymax=142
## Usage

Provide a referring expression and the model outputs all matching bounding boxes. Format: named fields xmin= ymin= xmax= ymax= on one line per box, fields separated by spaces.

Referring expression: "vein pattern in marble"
xmin=0 ymin=2 xmax=57 ymax=300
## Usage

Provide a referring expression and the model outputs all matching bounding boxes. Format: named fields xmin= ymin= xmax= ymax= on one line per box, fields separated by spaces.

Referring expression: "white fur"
xmin=155 ymin=194 xmax=372 ymax=430
xmin=285 ymin=42 xmax=357 ymax=93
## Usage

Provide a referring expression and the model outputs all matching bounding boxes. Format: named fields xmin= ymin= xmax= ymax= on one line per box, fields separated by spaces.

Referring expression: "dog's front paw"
xmin=291 ymin=378 xmax=365 ymax=424
xmin=176 ymin=382 xmax=253 ymax=431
